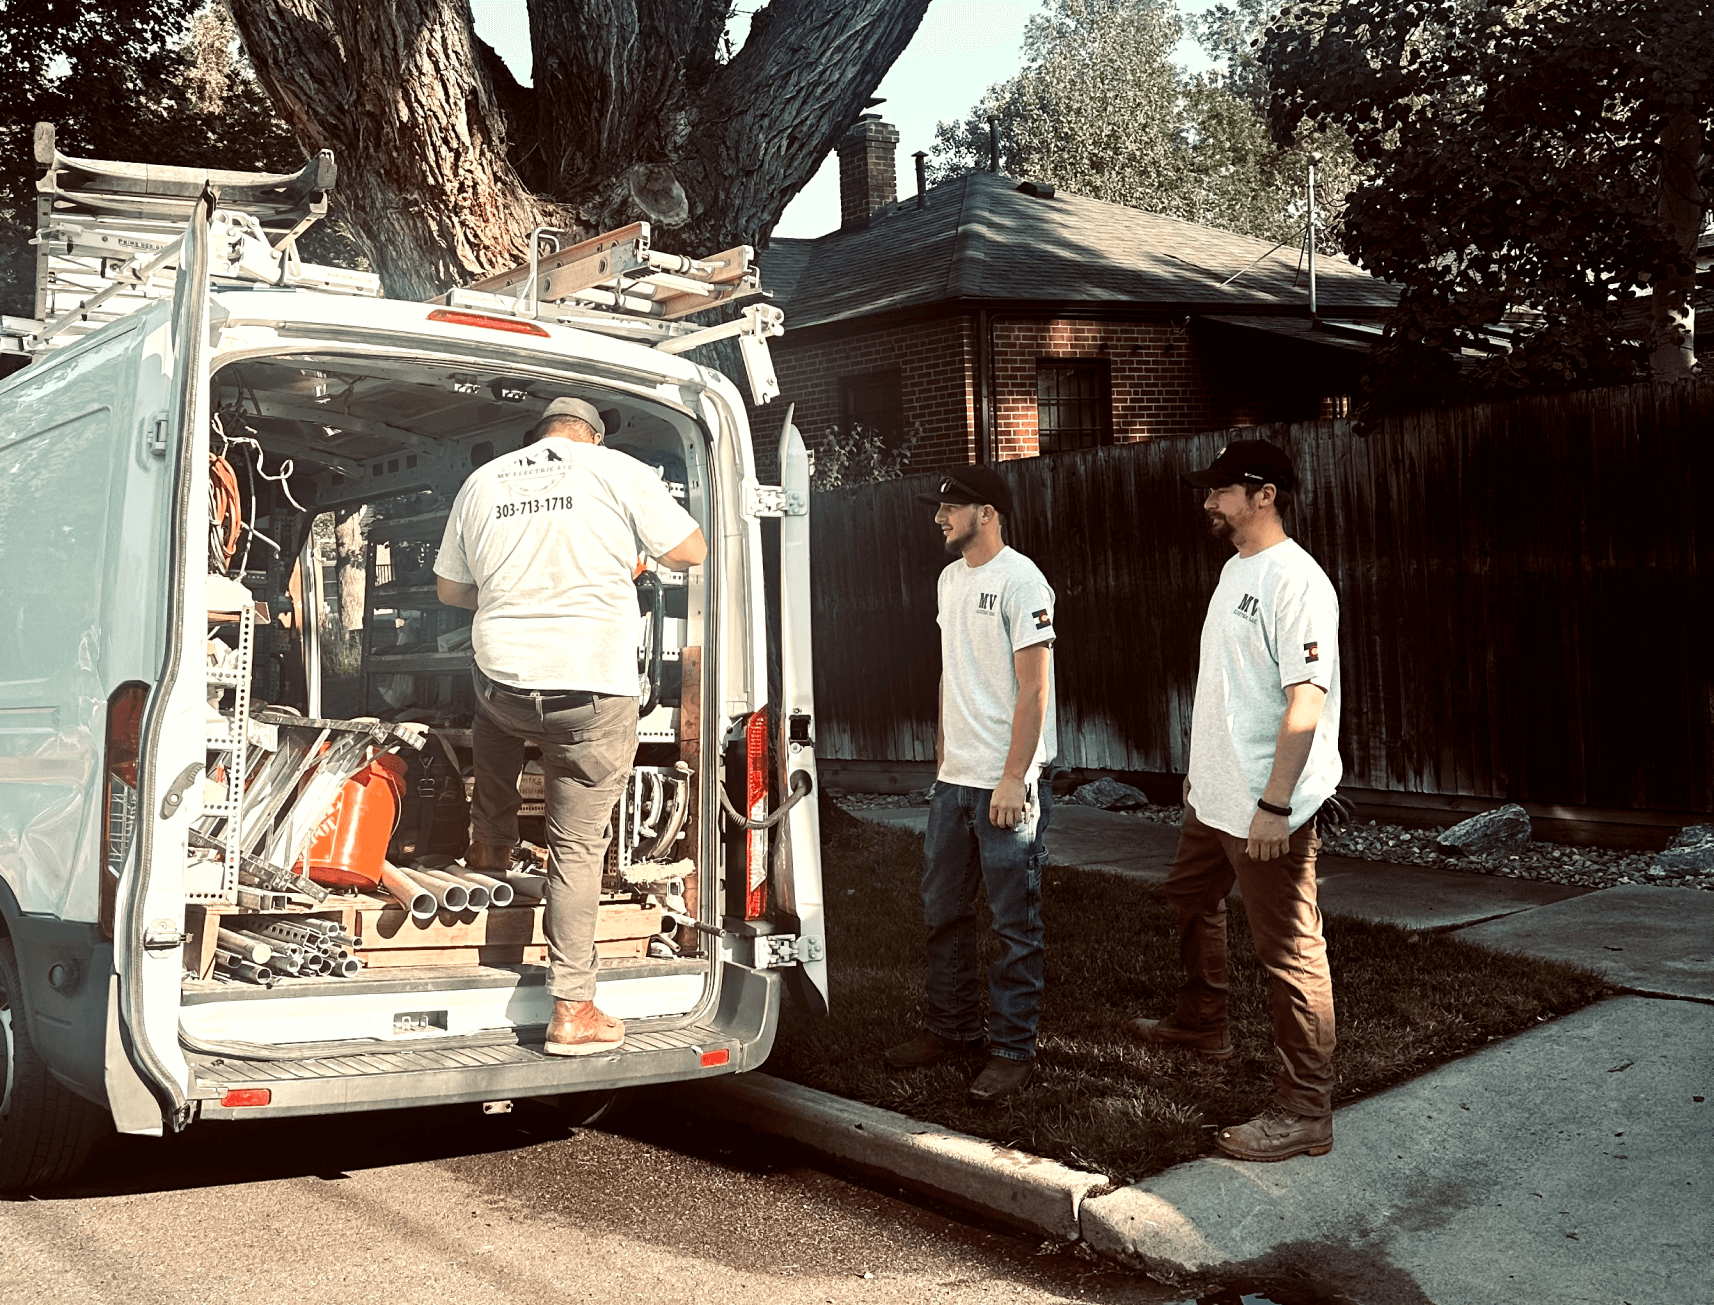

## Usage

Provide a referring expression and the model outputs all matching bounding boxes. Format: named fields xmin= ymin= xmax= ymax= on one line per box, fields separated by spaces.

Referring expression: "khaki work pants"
xmin=1165 ymin=804 xmax=1336 ymax=1117
xmin=469 ymin=673 xmax=638 ymax=1003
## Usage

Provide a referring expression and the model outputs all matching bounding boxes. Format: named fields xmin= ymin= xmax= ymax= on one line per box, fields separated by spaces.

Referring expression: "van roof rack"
xmin=6 ymin=125 xmax=783 ymax=404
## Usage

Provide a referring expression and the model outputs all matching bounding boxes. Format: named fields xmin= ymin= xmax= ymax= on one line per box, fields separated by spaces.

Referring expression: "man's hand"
xmin=1246 ymin=808 xmax=1291 ymax=861
xmin=990 ymin=776 xmax=1028 ymax=830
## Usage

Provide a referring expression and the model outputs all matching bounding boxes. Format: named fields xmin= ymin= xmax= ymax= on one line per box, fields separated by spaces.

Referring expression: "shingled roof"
xmin=762 ymin=171 xmax=1395 ymax=331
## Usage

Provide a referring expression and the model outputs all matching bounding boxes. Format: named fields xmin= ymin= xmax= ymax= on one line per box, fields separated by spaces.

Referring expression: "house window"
xmin=1036 ymin=360 xmax=1110 ymax=454
xmin=839 ymin=369 xmax=905 ymax=442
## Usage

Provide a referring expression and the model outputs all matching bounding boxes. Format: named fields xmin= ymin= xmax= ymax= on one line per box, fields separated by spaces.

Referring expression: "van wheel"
xmin=0 ymin=936 xmax=109 ymax=1193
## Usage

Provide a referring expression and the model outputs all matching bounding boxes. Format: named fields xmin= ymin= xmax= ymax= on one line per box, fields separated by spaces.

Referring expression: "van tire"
xmin=0 ymin=935 xmax=110 ymax=1192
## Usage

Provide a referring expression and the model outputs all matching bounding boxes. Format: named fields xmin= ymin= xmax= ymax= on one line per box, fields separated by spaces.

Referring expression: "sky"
xmin=467 ymin=0 xmax=1220 ymax=240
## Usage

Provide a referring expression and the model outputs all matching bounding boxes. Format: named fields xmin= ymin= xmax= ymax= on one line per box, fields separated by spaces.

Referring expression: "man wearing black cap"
xmin=884 ymin=465 xmax=1057 ymax=1104
xmin=435 ymin=396 xmax=706 ymax=1056
xmin=1128 ymin=439 xmax=1343 ymax=1161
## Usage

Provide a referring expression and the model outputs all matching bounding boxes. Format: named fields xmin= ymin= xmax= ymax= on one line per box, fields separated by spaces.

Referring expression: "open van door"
xmin=772 ymin=423 xmax=828 ymax=1015
xmin=114 ymin=190 xmax=220 ymax=1130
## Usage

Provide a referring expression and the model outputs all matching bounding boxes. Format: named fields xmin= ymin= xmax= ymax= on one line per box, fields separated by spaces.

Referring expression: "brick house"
xmin=759 ymin=117 xmax=1397 ymax=473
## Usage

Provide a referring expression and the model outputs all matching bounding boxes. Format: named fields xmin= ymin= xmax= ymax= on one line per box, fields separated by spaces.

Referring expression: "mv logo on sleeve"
xmin=976 ymin=592 xmax=1000 ymax=613
xmin=1233 ymin=592 xmax=1261 ymax=623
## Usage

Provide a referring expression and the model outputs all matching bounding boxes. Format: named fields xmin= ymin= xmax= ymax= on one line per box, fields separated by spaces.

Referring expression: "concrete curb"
xmin=661 ymin=1072 xmax=1110 ymax=1241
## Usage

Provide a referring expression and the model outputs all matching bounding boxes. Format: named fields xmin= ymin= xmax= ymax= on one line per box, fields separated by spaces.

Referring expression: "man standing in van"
xmin=435 ymin=397 xmax=706 ymax=1056
xmin=885 ymin=465 xmax=1057 ymax=1105
xmin=1128 ymin=439 xmax=1342 ymax=1161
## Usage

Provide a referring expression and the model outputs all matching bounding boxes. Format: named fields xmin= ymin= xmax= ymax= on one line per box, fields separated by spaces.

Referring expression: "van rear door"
xmin=773 ymin=424 xmax=828 ymax=1013
xmin=115 ymin=192 xmax=220 ymax=1126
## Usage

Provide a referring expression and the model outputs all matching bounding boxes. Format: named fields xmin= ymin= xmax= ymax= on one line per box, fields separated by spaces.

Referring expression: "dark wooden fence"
xmin=808 ymin=380 xmax=1712 ymax=814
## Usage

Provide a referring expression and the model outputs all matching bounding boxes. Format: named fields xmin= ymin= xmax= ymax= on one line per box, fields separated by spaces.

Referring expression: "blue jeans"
xmin=920 ymin=777 xmax=1052 ymax=1061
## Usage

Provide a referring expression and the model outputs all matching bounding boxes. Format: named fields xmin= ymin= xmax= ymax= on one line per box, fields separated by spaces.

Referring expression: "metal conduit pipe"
xmin=379 ymin=863 xmax=439 ymax=919
xmin=448 ymin=869 xmax=514 ymax=907
xmin=499 ymin=872 xmax=548 ymax=901
xmin=216 ymin=928 xmax=271 ymax=964
xmin=412 ymin=870 xmax=472 ymax=912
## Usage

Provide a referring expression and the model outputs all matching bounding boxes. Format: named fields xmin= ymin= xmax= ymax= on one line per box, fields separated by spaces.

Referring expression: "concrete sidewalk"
xmin=704 ymin=802 xmax=1714 ymax=1301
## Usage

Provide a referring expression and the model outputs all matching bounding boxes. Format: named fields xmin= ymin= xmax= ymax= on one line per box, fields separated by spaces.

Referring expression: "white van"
xmin=0 ymin=139 xmax=825 ymax=1190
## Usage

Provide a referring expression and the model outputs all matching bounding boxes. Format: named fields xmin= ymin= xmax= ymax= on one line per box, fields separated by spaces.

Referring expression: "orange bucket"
xmin=301 ymin=753 xmax=409 ymax=889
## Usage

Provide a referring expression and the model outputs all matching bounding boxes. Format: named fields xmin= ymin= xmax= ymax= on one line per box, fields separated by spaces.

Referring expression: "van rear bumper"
xmin=192 ymin=963 xmax=779 ymax=1121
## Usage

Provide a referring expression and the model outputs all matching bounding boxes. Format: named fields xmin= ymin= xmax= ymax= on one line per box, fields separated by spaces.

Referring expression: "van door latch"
xmin=158 ymin=763 xmax=205 ymax=818
xmin=143 ymin=919 xmax=188 ymax=952
xmin=144 ymin=411 xmax=170 ymax=458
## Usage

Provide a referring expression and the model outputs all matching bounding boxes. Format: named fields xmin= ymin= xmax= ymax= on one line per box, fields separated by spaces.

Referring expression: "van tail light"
xmin=744 ymin=709 xmax=769 ymax=920
xmin=99 ymin=682 xmax=149 ymax=939
xmin=220 ymin=1088 xmax=271 ymax=1108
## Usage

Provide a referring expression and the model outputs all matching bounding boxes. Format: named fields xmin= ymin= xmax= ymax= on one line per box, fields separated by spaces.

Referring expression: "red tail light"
xmin=424 ymin=308 xmax=550 ymax=336
xmin=744 ymin=710 xmax=769 ymax=919
xmin=220 ymin=1088 xmax=272 ymax=1108
xmin=699 ymin=1048 xmax=730 ymax=1068
xmin=99 ymin=682 xmax=149 ymax=938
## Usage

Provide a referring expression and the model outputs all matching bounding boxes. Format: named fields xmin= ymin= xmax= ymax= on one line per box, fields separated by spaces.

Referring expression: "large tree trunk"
xmin=1650 ymin=104 xmax=1703 ymax=381
xmin=226 ymin=0 xmax=932 ymax=298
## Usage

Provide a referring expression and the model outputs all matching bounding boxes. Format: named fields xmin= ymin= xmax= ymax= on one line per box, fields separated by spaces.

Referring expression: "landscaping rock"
xmin=1435 ymin=803 xmax=1532 ymax=857
xmin=1068 ymin=777 xmax=1150 ymax=811
xmin=1651 ymin=825 xmax=1714 ymax=878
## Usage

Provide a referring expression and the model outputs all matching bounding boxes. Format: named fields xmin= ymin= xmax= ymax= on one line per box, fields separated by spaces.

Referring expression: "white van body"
xmin=0 ymin=206 xmax=825 ymax=1185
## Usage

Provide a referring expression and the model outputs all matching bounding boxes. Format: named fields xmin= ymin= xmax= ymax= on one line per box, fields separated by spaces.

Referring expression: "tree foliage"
xmin=1259 ymin=0 xmax=1714 ymax=406
xmin=930 ymin=0 xmax=1360 ymax=250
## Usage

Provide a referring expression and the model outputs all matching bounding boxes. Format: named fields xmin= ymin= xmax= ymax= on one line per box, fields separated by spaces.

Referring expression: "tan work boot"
xmin=1214 ymin=1105 xmax=1333 ymax=1161
xmin=542 ymin=999 xmax=625 ymax=1057
xmin=465 ymin=842 xmax=515 ymax=872
xmin=1122 ymin=1016 xmax=1234 ymax=1060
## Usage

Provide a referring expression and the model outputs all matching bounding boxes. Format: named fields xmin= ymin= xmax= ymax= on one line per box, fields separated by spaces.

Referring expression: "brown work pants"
xmin=470 ymin=675 xmax=638 ymax=1003
xmin=1165 ymin=804 xmax=1335 ymax=1117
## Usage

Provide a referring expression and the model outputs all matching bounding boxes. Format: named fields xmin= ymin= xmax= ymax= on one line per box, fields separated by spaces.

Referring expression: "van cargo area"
xmin=180 ymin=346 xmax=732 ymax=1100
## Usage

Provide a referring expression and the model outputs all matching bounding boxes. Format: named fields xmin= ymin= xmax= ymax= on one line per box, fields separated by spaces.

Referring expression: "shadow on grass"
xmin=768 ymin=822 xmax=1610 ymax=1187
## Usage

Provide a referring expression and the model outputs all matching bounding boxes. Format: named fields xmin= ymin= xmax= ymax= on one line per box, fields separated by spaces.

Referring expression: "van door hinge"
xmin=742 ymin=480 xmax=806 ymax=518
xmin=755 ymin=934 xmax=825 ymax=968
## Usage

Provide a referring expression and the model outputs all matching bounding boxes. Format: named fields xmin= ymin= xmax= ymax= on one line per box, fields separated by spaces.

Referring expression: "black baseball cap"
xmin=1181 ymin=439 xmax=1296 ymax=493
xmin=915 ymin=465 xmax=1015 ymax=518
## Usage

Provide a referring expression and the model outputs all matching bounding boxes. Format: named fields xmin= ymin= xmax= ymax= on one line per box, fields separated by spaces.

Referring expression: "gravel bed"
xmin=831 ymin=790 xmax=1712 ymax=893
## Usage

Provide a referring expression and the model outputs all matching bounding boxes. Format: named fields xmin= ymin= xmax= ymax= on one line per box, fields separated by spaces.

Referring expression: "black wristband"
xmin=1257 ymin=798 xmax=1292 ymax=817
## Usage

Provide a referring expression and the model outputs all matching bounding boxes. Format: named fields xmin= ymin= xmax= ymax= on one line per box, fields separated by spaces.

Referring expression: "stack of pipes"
xmin=213 ymin=916 xmax=364 ymax=983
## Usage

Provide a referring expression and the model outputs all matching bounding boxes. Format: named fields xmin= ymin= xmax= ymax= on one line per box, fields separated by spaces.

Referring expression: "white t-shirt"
xmin=1187 ymin=537 xmax=1342 ymax=837
xmin=936 ymin=546 xmax=1058 ymax=790
xmin=433 ymin=437 xmax=698 ymax=694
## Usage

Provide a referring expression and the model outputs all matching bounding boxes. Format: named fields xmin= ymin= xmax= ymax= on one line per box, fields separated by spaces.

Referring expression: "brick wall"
xmin=768 ymin=317 xmax=978 ymax=477
xmin=990 ymin=318 xmax=1267 ymax=459
xmin=756 ymin=312 xmax=1352 ymax=475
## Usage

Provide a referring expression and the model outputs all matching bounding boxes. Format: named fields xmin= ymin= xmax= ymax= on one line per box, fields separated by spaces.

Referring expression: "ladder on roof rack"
xmin=437 ymin=221 xmax=785 ymax=403
xmin=6 ymin=127 xmax=786 ymax=404
xmin=8 ymin=122 xmax=381 ymax=357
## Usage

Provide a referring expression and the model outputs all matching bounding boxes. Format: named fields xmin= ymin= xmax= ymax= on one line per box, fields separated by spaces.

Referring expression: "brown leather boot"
xmin=465 ymin=842 xmax=514 ymax=872
xmin=542 ymin=999 xmax=625 ymax=1057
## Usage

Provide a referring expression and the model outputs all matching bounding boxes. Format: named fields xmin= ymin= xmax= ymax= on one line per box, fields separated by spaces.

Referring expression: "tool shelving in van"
xmin=0 ymin=129 xmax=825 ymax=1190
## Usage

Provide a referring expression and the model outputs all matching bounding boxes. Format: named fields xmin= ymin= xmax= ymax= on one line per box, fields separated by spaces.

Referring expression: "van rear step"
xmin=190 ymin=963 xmax=779 ymax=1120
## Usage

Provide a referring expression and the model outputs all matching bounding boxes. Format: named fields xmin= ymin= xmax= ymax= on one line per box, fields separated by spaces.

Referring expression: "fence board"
xmin=809 ymin=380 xmax=1714 ymax=813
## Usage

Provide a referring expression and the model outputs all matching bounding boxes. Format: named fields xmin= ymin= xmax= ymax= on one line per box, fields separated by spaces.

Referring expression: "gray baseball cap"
xmin=539 ymin=396 xmax=605 ymax=434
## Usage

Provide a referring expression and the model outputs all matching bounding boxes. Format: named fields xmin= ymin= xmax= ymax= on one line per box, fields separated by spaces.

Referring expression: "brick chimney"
xmin=837 ymin=115 xmax=900 ymax=231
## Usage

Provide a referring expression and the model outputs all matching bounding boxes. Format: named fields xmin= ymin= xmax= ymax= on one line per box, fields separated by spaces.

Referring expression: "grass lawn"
xmin=765 ymin=819 xmax=1610 ymax=1187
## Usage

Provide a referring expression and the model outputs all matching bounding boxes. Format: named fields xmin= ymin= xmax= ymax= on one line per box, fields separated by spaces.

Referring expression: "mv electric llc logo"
xmin=1233 ymin=592 xmax=1261 ymax=623
xmin=976 ymin=592 xmax=999 ymax=613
